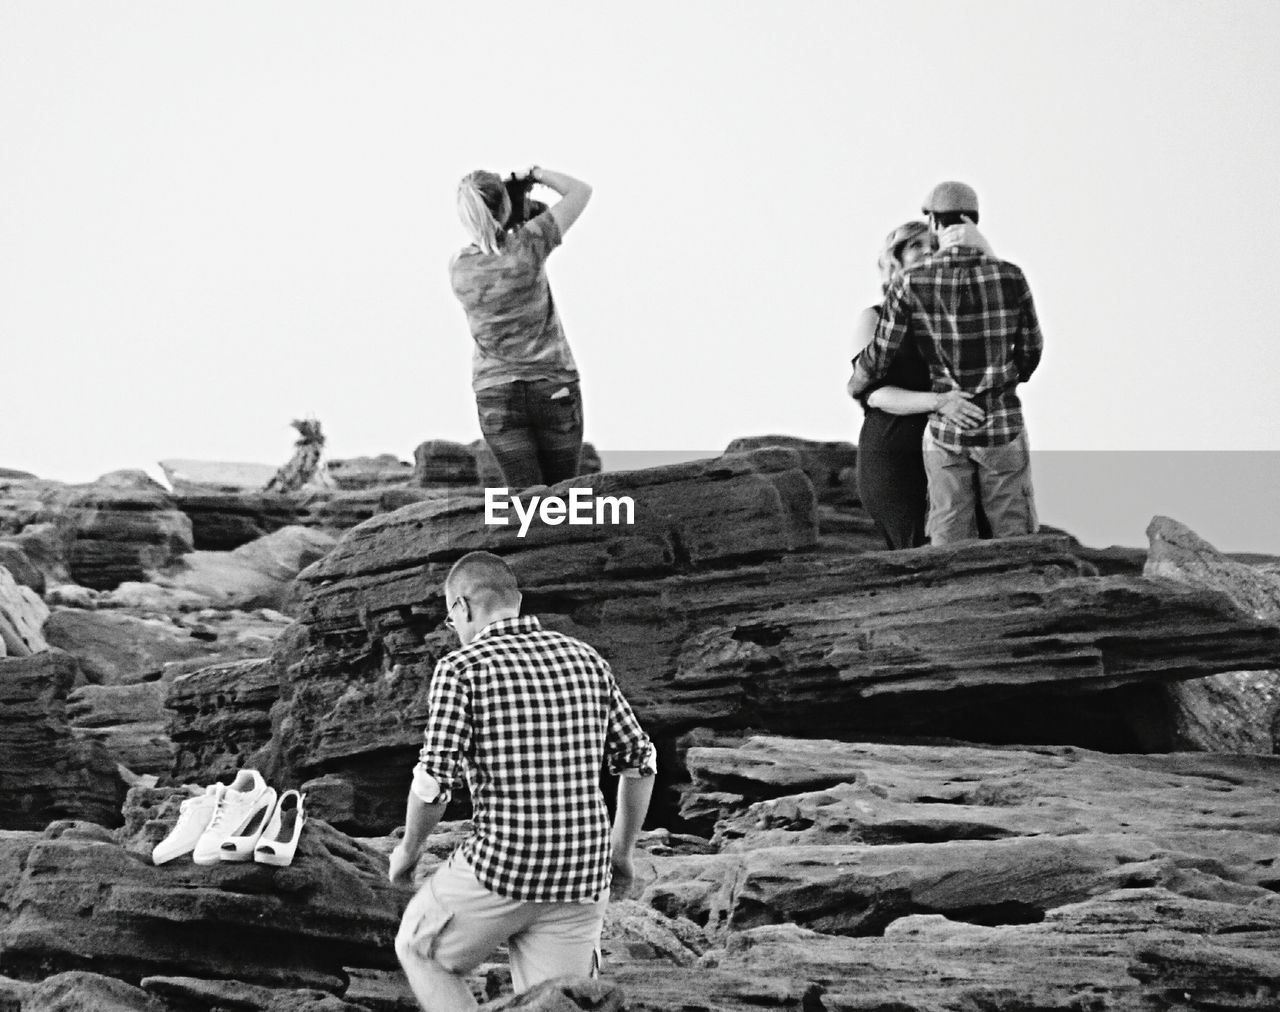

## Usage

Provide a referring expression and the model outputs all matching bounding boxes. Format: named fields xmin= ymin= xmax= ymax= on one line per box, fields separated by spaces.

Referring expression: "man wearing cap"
xmin=848 ymin=181 xmax=1044 ymax=544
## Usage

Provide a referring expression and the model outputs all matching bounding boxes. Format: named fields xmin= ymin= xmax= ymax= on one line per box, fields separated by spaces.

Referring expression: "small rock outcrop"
xmin=59 ymin=471 xmax=195 ymax=590
xmin=0 ymin=650 xmax=123 ymax=828
xmin=0 ymin=798 xmax=406 ymax=993
xmin=0 ymin=563 xmax=49 ymax=656
xmin=1146 ymin=515 xmax=1280 ymax=752
xmin=158 ymin=524 xmax=337 ymax=609
xmin=165 ymin=658 xmax=279 ymax=784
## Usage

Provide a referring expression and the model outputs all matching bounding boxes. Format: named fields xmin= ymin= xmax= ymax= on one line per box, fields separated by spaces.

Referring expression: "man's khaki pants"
xmin=395 ymin=854 xmax=606 ymax=996
xmin=922 ymin=428 xmax=1038 ymax=545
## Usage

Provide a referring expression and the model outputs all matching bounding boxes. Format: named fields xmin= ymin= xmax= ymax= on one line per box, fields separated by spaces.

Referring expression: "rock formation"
xmin=1146 ymin=515 xmax=1280 ymax=752
xmin=0 ymin=794 xmax=406 ymax=992
xmin=0 ymin=650 xmax=123 ymax=828
xmin=1 ymin=470 xmax=193 ymax=591
xmin=239 ymin=448 xmax=1280 ymax=832
xmin=3 ymin=436 xmax=1280 ymax=1009
xmin=0 ymin=563 xmax=49 ymax=656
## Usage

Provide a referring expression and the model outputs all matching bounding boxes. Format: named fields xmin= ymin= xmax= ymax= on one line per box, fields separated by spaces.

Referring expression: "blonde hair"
xmin=877 ymin=220 xmax=932 ymax=294
xmin=456 ymin=170 xmax=509 ymax=255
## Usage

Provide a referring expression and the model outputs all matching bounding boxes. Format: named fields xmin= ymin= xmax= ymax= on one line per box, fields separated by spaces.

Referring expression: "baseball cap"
xmin=922 ymin=181 xmax=979 ymax=215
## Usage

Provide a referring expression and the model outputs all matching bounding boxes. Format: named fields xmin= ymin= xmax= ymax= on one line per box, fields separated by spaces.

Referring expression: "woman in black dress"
xmin=849 ymin=221 xmax=986 ymax=549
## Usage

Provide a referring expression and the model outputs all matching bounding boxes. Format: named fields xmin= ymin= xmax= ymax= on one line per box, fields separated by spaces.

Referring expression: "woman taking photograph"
xmin=849 ymin=221 xmax=987 ymax=549
xmin=450 ymin=166 xmax=592 ymax=489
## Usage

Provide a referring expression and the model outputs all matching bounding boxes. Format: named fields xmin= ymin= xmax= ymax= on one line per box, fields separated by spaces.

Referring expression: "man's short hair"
xmin=446 ymin=551 xmax=521 ymax=610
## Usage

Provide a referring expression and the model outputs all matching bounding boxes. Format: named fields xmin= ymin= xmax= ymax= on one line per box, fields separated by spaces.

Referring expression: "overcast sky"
xmin=3 ymin=1 xmax=1278 ymax=551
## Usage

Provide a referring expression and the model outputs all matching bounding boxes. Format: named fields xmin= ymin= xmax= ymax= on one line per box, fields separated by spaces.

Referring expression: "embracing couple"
xmin=847 ymin=181 xmax=1044 ymax=550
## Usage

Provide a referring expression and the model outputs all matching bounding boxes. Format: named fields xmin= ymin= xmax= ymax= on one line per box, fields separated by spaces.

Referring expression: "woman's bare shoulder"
xmin=852 ymin=305 xmax=881 ymax=353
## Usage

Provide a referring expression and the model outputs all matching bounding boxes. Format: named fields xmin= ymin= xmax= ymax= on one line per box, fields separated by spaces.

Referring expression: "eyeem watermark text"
xmin=484 ymin=487 xmax=635 ymax=538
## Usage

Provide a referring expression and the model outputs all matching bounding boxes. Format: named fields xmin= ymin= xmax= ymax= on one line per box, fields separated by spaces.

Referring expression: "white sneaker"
xmin=192 ymin=770 xmax=271 ymax=865
xmin=153 ymin=783 xmax=225 ymax=865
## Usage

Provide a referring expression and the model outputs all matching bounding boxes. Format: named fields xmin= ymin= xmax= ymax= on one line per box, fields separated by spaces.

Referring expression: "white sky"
xmin=3 ymin=1 xmax=1279 ymax=551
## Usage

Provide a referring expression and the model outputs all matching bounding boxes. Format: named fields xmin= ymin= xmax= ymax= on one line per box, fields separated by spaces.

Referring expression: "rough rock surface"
xmin=1146 ymin=514 xmax=1280 ymax=752
xmin=165 ymin=658 xmax=280 ymax=785
xmin=0 ymin=537 xmax=46 ymax=593
xmin=8 ymin=447 xmax=1280 ymax=1009
xmin=142 ymin=974 xmax=379 ymax=1011
xmin=158 ymin=525 xmax=338 ymax=609
xmin=328 ymin=454 xmax=414 ymax=491
xmin=589 ymin=734 xmax=1280 ymax=1011
xmin=0 ymin=805 xmax=407 ymax=992
xmin=20 ymin=969 xmax=167 ymax=1011
xmin=67 ymin=681 xmax=174 ymax=777
xmin=0 ymin=469 xmax=194 ymax=591
xmin=268 ymin=449 xmax=819 ymax=828
xmin=412 ymin=440 xmax=480 ymax=487
xmin=174 ymin=491 xmax=314 ymax=550
xmin=57 ymin=471 xmax=194 ymax=590
xmin=0 ymin=563 xmax=49 ymax=656
xmin=8 ymin=522 xmax=73 ymax=588
xmin=412 ymin=439 xmax=603 ymax=491
xmin=723 ymin=435 xmax=858 ymax=506
xmin=260 ymin=452 xmax=1280 ymax=831
xmin=159 ymin=459 xmax=279 ymax=494
xmin=0 ymin=650 xmax=123 ymax=828
xmin=43 ymin=609 xmax=231 ymax=685
xmin=174 ymin=488 xmax=438 ymax=552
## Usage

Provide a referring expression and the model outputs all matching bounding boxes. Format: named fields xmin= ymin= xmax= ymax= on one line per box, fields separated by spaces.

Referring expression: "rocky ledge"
xmin=233 ymin=448 xmax=1280 ymax=831
xmin=2 ymin=437 xmax=1280 ymax=1010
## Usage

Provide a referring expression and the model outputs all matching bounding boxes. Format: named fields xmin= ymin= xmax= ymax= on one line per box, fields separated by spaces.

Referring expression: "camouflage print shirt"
xmin=450 ymin=211 xmax=580 ymax=392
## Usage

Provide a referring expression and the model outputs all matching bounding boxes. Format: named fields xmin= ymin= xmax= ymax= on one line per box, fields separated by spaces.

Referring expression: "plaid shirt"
xmin=849 ymin=246 xmax=1043 ymax=450
xmin=416 ymin=615 xmax=655 ymax=902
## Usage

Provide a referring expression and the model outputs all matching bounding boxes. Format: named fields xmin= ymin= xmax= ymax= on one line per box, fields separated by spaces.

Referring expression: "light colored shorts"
xmin=395 ymin=853 xmax=607 ymax=994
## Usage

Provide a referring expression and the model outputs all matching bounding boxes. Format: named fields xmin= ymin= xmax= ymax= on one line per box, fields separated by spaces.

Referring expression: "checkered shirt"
xmin=416 ymin=615 xmax=655 ymax=902
xmin=850 ymin=246 xmax=1043 ymax=450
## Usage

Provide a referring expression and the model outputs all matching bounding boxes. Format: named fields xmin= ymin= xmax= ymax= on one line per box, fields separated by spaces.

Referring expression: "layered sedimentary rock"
xmin=1145 ymin=515 xmax=1280 ymax=752
xmin=328 ymin=454 xmax=414 ymax=490
xmin=0 ymin=806 xmax=406 ymax=993
xmin=413 ymin=439 xmax=603 ymax=490
xmin=58 ymin=472 xmax=194 ymax=590
xmin=598 ymin=734 xmax=1280 ymax=1010
xmin=236 ymin=450 xmax=1280 ymax=833
xmin=165 ymin=658 xmax=280 ymax=784
xmin=681 ymin=736 xmax=1280 ymax=881
xmin=265 ymin=450 xmax=818 ymax=828
xmin=67 ymin=681 xmax=175 ymax=777
xmin=174 ymin=488 xmax=439 ymax=551
xmin=412 ymin=440 xmax=480 ymax=487
xmin=174 ymin=491 xmax=312 ymax=550
xmin=723 ymin=435 xmax=858 ymax=506
xmin=5 ymin=472 xmax=194 ymax=591
xmin=167 ymin=443 xmax=605 ymax=552
xmin=0 ymin=650 xmax=123 ymax=828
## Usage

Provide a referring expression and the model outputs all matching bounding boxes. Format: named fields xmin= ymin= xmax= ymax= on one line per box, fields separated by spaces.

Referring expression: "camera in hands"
xmin=504 ymin=172 xmax=549 ymax=228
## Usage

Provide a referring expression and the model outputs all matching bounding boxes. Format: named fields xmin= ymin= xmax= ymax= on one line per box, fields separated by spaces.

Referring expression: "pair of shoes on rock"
xmin=151 ymin=769 xmax=306 ymax=868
